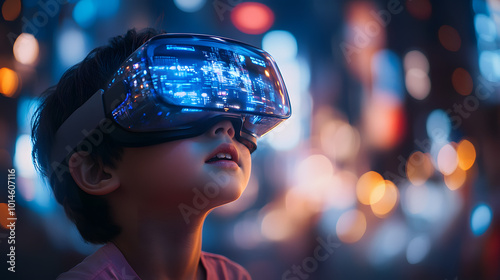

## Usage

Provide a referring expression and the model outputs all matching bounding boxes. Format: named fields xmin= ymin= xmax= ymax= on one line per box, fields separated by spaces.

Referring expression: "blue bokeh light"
xmin=426 ymin=109 xmax=451 ymax=143
xmin=474 ymin=14 xmax=497 ymax=42
xmin=471 ymin=203 xmax=493 ymax=236
xmin=73 ymin=0 xmax=97 ymax=28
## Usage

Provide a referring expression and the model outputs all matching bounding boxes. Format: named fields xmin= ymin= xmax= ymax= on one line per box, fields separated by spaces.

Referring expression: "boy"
xmin=31 ymin=28 xmax=291 ymax=280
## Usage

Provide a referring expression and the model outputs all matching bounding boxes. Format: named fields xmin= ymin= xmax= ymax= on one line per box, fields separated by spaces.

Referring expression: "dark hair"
xmin=32 ymin=28 xmax=163 ymax=244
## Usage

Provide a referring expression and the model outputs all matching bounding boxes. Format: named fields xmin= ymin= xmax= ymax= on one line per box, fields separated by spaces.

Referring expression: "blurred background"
xmin=0 ymin=0 xmax=499 ymax=279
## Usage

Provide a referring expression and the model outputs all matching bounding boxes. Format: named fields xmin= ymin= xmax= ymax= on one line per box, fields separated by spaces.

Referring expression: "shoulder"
xmin=57 ymin=243 xmax=140 ymax=280
xmin=201 ymin=251 xmax=252 ymax=280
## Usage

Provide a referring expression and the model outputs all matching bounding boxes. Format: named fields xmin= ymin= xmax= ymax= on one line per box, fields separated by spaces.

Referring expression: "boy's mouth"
xmin=205 ymin=143 xmax=239 ymax=164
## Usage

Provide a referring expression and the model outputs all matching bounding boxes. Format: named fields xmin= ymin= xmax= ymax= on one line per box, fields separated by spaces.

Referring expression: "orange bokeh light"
xmin=371 ymin=180 xmax=399 ymax=217
xmin=0 ymin=67 xmax=19 ymax=98
xmin=356 ymin=171 xmax=385 ymax=205
xmin=2 ymin=0 xmax=21 ymax=21
xmin=444 ymin=167 xmax=466 ymax=191
xmin=439 ymin=25 xmax=461 ymax=52
xmin=0 ymin=203 xmax=13 ymax=229
xmin=231 ymin=2 xmax=274 ymax=35
xmin=457 ymin=139 xmax=476 ymax=170
xmin=336 ymin=209 xmax=367 ymax=243
xmin=406 ymin=151 xmax=434 ymax=186
xmin=452 ymin=68 xmax=473 ymax=96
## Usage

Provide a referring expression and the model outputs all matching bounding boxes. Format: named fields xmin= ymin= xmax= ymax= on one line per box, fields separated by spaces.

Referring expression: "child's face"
xmin=112 ymin=120 xmax=252 ymax=217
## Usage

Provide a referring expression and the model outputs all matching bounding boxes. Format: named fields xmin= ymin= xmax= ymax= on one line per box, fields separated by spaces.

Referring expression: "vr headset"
xmin=51 ymin=33 xmax=291 ymax=165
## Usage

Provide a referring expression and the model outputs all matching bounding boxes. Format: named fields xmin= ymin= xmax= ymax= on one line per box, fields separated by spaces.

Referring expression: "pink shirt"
xmin=57 ymin=243 xmax=252 ymax=280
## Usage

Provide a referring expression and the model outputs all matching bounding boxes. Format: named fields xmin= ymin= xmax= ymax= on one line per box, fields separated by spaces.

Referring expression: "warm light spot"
xmin=13 ymin=33 xmax=39 ymax=65
xmin=444 ymin=167 xmax=466 ymax=191
xmin=457 ymin=139 xmax=476 ymax=170
xmin=356 ymin=171 xmax=385 ymax=205
xmin=404 ymin=50 xmax=429 ymax=73
xmin=437 ymin=144 xmax=458 ymax=175
xmin=320 ymin=120 xmax=360 ymax=162
xmin=364 ymin=95 xmax=406 ymax=149
xmin=231 ymin=2 xmax=274 ymax=34
xmin=406 ymin=152 xmax=434 ymax=186
xmin=406 ymin=0 xmax=432 ymax=20
xmin=295 ymin=154 xmax=334 ymax=188
xmin=261 ymin=208 xmax=293 ymax=241
xmin=2 ymin=0 xmax=21 ymax=21
xmin=371 ymin=180 xmax=399 ymax=217
xmin=452 ymin=68 xmax=473 ymax=96
xmin=369 ymin=181 xmax=386 ymax=205
xmin=336 ymin=209 xmax=367 ymax=243
xmin=439 ymin=25 xmax=461 ymax=52
xmin=405 ymin=68 xmax=431 ymax=100
xmin=0 ymin=67 xmax=19 ymax=98
xmin=0 ymin=203 xmax=13 ymax=229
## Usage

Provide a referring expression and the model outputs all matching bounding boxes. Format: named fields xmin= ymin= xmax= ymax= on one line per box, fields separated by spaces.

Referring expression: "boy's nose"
xmin=208 ymin=120 xmax=236 ymax=139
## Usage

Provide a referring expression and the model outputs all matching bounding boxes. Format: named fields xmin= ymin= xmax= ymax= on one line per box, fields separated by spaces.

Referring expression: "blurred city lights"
xmin=437 ymin=144 xmax=458 ymax=175
xmin=0 ymin=203 xmax=12 ymax=229
xmin=14 ymin=134 xmax=36 ymax=178
xmin=474 ymin=13 xmax=497 ymax=42
xmin=438 ymin=25 xmax=461 ymax=52
xmin=444 ymin=166 xmax=466 ymax=191
xmin=364 ymin=94 xmax=406 ymax=149
xmin=451 ymin=67 xmax=473 ymax=96
xmin=471 ymin=203 xmax=493 ymax=236
xmin=0 ymin=67 xmax=19 ymax=98
xmin=372 ymin=50 xmax=404 ymax=100
xmin=405 ymin=68 xmax=431 ymax=100
xmin=356 ymin=171 xmax=385 ymax=205
xmin=13 ymin=33 xmax=39 ymax=65
xmin=295 ymin=154 xmax=334 ymax=188
xmin=262 ymin=30 xmax=298 ymax=62
xmin=479 ymin=50 xmax=500 ymax=82
xmin=320 ymin=120 xmax=360 ymax=162
xmin=404 ymin=50 xmax=429 ymax=73
xmin=406 ymin=235 xmax=431 ymax=264
xmin=336 ymin=209 xmax=367 ymax=243
xmin=1 ymin=0 xmax=21 ymax=21
xmin=426 ymin=109 xmax=451 ymax=143
xmin=57 ymin=27 xmax=89 ymax=67
xmin=404 ymin=184 xmax=429 ymax=215
xmin=405 ymin=0 xmax=432 ymax=20
xmin=73 ymin=0 xmax=97 ymax=28
xmin=456 ymin=139 xmax=476 ymax=170
xmin=406 ymin=151 xmax=434 ymax=186
xmin=261 ymin=208 xmax=294 ymax=241
xmin=370 ymin=180 xmax=399 ymax=218
xmin=173 ymin=0 xmax=206 ymax=13
xmin=231 ymin=2 xmax=274 ymax=34
xmin=368 ymin=220 xmax=407 ymax=265
xmin=324 ymin=171 xmax=357 ymax=210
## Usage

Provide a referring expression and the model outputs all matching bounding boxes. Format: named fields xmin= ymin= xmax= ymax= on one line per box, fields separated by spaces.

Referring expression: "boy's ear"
xmin=68 ymin=152 xmax=120 ymax=195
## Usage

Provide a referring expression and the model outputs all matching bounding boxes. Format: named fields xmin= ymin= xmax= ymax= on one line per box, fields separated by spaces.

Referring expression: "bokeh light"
xmin=369 ymin=220 xmax=407 ymax=265
xmin=479 ymin=50 xmax=500 ymax=82
xmin=426 ymin=109 xmax=451 ymax=143
xmin=261 ymin=208 xmax=293 ymax=241
xmin=320 ymin=120 xmax=360 ymax=162
xmin=57 ymin=28 xmax=88 ymax=67
xmin=73 ymin=0 xmax=97 ymax=28
xmin=173 ymin=0 xmax=206 ymax=13
xmin=14 ymin=134 xmax=36 ymax=178
xmin=336 ymin=209 xmax=367 ymax=243
xmin=470 ymin=203 xmax=492 ymax=236
xmin=437 ymin=144 xmax=458 ymax=175
xmin=456 ymin=139 xmax=476 ymax=170
xmin=404 ymin=50 xmax=429 ymax=73
xmin=474 ymin=13 xmax=496 ymax=42
xmin=95 ymin=0 xmax=120 ymax=18
xmin=231 ymin=2 xmax=274 ymax=34
xmin=13 ymin=33 xmax=39 ymax=65
xmin=262 ymin=30 xmax=298 ymax=61
xmin=452 ymin=68 xmax=473 ymax=96
xmin=0 ymin=67 xmax=20 ymax=98
xmin=444 ymin=166 xmax=466 ymax=191
xmin=405 ymin=68 xmax=431 ymax=100
xmin=406 ymin=0 xmax=432 ymax=20
xmin=0 ymin=203 xmax=13 ymax=229
xmin=404 ymin=184 xmax=429 ymax=215
xmin=356 ymin=171 xmax=385 ymax=205
xmin=406 ymin=235 xmax=431 ymax=264
xmin=438 ymin=25 xmax=461 ymax=52
xmin=406 ymin=151 xmax=434 ymax=186
xmin=1 ymin=0 xmax=21 ymax=21
xmin=371 ymin=180 xmax=399 ymax=218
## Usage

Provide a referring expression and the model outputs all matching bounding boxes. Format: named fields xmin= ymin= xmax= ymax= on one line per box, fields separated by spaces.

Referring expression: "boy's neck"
xmin=112 ymin=210 xmax=208 ymax=280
